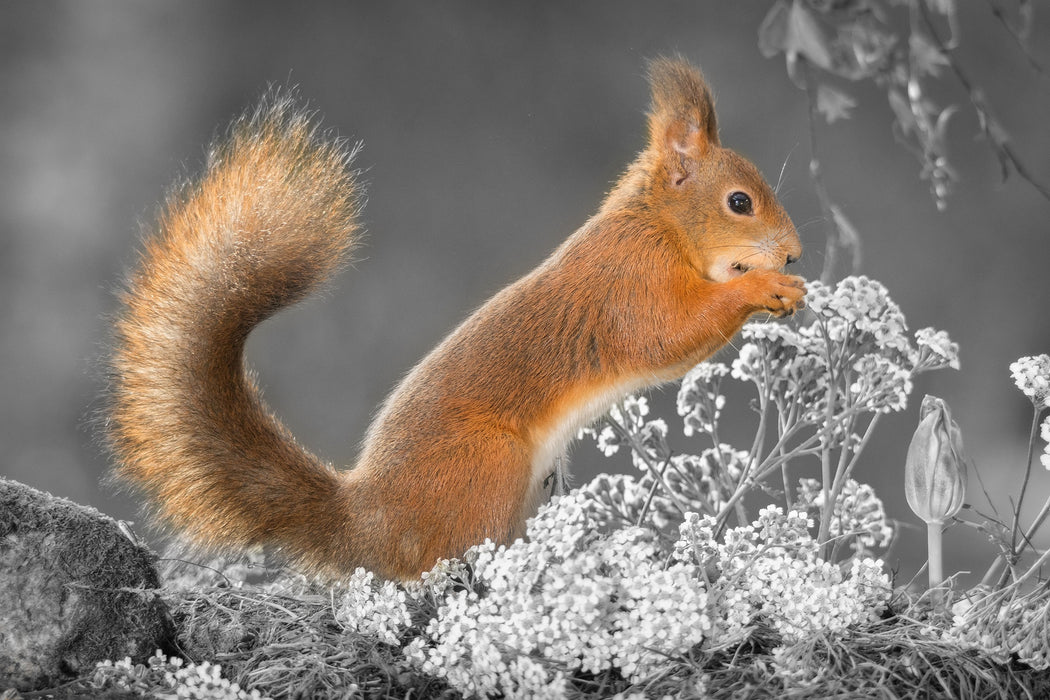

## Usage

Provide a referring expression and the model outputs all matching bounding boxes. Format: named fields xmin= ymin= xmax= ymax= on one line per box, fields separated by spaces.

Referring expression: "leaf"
xmin=839 ymin=15 xmax=896 ymax=77
xmin=971 ymin=93 xmax=1012 ymax=181
xmin=925 ymin=0 xmax=961 ymax=49
xmin=888 ymin=88 xmax=917 ymax=137
xmin=829 ymin=204 xmax=862 ymax=273
xmin=757 ymin=0 xmax=836 ymax=71
xmin=970 ymin=91 xmax=1009 ymax=148
xmin=910 ymin=31 xmax=949 ymax=77
xmin=925 ymin=0 xmax=956 ymax=16
xmin=816 ymin=84 xmax=857 ymax=123
xmin=1018 ymin=0 xmax=1034 ymax=42
xmin=929 ymin=104 xmax=957 ymax=156
xmin=985 ymin=114 xmax=1011 ymax=150
xmin=757 ymin=0 xmax=792 ymax=59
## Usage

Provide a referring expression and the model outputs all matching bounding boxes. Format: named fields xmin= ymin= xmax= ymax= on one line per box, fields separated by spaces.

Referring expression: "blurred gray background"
xmin=1 ymin=2 xmax=1048 ymax=585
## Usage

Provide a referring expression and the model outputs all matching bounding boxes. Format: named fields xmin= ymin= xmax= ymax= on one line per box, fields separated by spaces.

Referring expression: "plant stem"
xmin=918 ymin=0 xmax=1050 ymax=203
xmin=1012 ymin=541 xmax=1050 ymax=589
xmin=830 ymin=414 xmax=880 ymax=499
xmin=606 ymin=415 xmax=696 ymax=519
xmin=928 ymin=521 xmax=945 ymax=590
xmin=1019 ymin=493 xmax=1050 ymax=560
xmin=1010 ymin=408 xmax=1043 ymax=552
xmin=802 ymin=59 xmax=861 ymax=282
xmin=817 ymin=324 xmax=839 ymax=556
xmin=981 ymin=0 xmax=1050 ymax=86
xmin=713 ymin=421 xmax=809 ymax=537
xmin=981 ymin=407 xmax=1045 ymax=588
xmin=713 ymin=401 xmax=872 ymax=538
xmin=983 ymin=470 xmax=1050 ymax=589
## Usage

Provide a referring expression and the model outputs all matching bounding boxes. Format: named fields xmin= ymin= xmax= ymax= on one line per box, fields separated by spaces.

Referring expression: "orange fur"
xmin=108 ymin=58 xmax=804 ymax=581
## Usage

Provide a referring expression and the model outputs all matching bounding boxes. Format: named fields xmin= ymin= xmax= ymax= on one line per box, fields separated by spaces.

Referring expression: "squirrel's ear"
xmin=646 ymin=57 xmax=719 ymax=177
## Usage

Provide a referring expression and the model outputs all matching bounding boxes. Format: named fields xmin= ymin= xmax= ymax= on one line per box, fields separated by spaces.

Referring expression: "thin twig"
xmin=984 ymin=414 xmax=1050 ymax=587
xmin=802 ymin=60 xmax=860 ymax=283
xmin=1010 ymin=408 xmax=1043 ymax=554
xmin=919 ymin=0 xmax=1050 ymax=203
xmin=816 ymin=321 xmax=840 ymax=554
xmin=981 ymin=0 xmax=1050 ymax=85
xmin=605 ymin=414 xmax=698 ymax=520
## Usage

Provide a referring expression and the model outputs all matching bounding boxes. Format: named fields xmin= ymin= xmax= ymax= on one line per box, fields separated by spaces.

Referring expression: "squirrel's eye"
xmin=727 ymin=191 xmax=753 ymax=215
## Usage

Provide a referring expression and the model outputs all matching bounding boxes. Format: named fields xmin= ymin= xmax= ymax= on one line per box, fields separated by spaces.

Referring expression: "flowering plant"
xmin=88 ymin=278 xmax=1050 ymax=698
xmin=92 ymin=651 xmax=267 ymax=700
xmin=401 ymin=496 xmax=891 ymax=698
xmin=393 ymin=276 xmax=954 ymax=696
xmin=584 ymin=275 xmax=959 ymax=556
xmin=404 ymin=492 xmax=712 ymax=696
xmin=973 ymin=354 xmax=1050 ymax=594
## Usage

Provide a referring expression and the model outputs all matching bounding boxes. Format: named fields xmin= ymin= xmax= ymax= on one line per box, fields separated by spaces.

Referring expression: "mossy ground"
xmin=15 ymin=573 xmax=1049 ymax=700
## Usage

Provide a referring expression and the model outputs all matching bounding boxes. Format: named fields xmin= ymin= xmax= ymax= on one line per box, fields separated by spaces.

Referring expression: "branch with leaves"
xmin=757 ymin=0 xmax=1049 ymax=281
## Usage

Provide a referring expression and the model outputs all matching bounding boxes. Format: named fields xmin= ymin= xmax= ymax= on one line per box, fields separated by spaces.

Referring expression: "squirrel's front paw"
xmin=739 ymin=270 xmax=807 ymax=317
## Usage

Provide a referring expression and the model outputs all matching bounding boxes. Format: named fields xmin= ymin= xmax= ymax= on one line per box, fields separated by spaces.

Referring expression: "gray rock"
xmin=0 ymin=478 xmax=173 ymax=691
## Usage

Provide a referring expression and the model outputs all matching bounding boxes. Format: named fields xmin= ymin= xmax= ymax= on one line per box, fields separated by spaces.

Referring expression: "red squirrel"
xmin=109 ymin=58 xmax=805 ymax=581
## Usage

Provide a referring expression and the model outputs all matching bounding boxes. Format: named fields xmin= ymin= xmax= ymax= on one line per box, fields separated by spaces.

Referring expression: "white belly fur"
xmin=523 ymin=375 xmax=653 ymax=520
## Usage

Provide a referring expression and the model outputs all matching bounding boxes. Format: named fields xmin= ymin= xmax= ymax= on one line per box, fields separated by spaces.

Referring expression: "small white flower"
xmin=677 ymin=362 xmax=730 ymax=436
xmin=795 ymin=479 xmax=892 ymax=554
xmin=1010 ymin=354 xmax=1050 ymax=409
xmin=807 ymin=276 xmax=913 ymax=360
xmin=334 ymin=567 xmax=412 ymax=645
xmin=407 ymin=491 xmax=716 ymax=691
xmin=915 ymin=327 xmax=960 ymax=370
xmin=595 ymin=425 xmax=623 ymax=456
xmin=680 ymin=506 xmax=890 ymax=643
xmin=849 ymin=355 xmax=912 ymax=413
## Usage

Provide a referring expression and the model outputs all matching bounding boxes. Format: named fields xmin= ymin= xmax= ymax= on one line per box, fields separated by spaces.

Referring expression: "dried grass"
xmin=18 ymin=559 xmax=1050 ymax=699
xmin=162 ymin=578 xmax=1050 ymax=699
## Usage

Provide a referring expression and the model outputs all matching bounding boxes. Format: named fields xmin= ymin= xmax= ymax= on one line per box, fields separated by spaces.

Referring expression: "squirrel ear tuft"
xmin=646 ymin=56 xmax=720 ymax=167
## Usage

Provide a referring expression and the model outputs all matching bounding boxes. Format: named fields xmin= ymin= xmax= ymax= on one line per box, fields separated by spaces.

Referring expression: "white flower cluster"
xmin=721 ymin=277 xmax=959 ymax=426
xmin=550 ymin=276 xmax=932 ymax=687
xmin=405 ymin=492 xmax=712 ymax=697
xmin=675 ymin=507 xmax=891 ymax=642
xmin=579 ymin=472 xmax=654 ymax=527
xmin=334 ymin=567 xmax=412 ymax=645
xmin=581 ymin=444 xmax=745 ymax=529
xmin=579 ymin=394 xmax=663 ymax=457
xmin=410 ymin=556 xmax=471 ymax=598
xmin=849 ymin=354 xmax=913 ymax=413
xmin=92 ymin=651 xmax=268 ymax=700
xmin=795 ymin=478 xmax=893 ymax=554
xmin=1010 ymin=354 xmax=1050 ymax=409
xmin=948 ymin=591 xmax=1050 ymax=670
xmin=663 ymin=447 xmax=744 ymax=513
xmin=729 ymin=321 xmax=828 ymax=419
xmin=806 ymin=276 xmax=911 ymax=357
xmin=580 ymin=279 xmax=956 ymax=559
xmin=677 ymin=362 xmax=730 ymax=436
xmin=914 ymin=327 xmax=961 ymax=371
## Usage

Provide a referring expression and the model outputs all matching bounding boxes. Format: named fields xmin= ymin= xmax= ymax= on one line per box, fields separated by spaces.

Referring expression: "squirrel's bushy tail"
xmin=108 ymin=95 xmax=362 ymax=574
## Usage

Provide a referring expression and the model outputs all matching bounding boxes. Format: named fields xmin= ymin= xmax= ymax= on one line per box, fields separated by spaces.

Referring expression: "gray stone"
xmin=0 ymin=478 xmax=173 ymax=691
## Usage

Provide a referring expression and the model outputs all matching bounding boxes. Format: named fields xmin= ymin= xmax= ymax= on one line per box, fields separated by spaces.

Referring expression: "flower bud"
xmin=905 ymin=395 xmax=966 ymax=524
